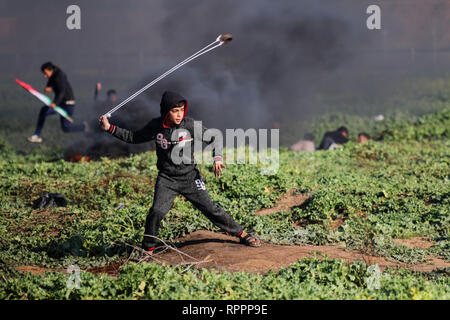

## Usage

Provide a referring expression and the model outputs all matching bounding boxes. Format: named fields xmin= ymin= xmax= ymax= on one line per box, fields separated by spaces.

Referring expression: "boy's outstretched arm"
xmin=213 ymin=160 xmax=226 ymax=178
xmin=197 ymin=122 xmax=225 ymax=178
xmin=99 ymin=115 xmax=157 ymax=144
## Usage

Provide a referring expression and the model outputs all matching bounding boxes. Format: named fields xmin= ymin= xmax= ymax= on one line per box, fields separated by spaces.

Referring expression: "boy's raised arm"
xmin=99 ymin=116 xmax=158 ymax=144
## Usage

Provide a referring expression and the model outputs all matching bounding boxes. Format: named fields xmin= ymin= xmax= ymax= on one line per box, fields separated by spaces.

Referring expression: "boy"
xmin=98 ymin=91 xmax=261 ymax=256
xmin=28 ymin=62 xmax=87 ymax=143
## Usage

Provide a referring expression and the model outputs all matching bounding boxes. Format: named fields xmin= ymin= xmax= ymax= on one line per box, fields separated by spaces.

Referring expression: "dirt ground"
xmin=392 ymin=237 xmax=435 ymax=249
xmin=15 ymin=265 xmax=65 ymax=275
xmin=15 ymin=192 xmax=449 ymax=277
xmin=153 ymin=230 xmax=450 ymax=274
xmin=255 ymin=190 xmax=308 ymax=216
xmin=15 ymin=230 xmax=449 ymax=277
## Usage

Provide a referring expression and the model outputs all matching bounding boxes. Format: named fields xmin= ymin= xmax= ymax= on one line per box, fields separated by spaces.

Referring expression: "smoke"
xmin=140 ymin=0 xmax=363 ymax=130
xmin=143 ymin=0 xmax=449 ymax=133
xmin=1 ymin=0 xmax=449 ymax=155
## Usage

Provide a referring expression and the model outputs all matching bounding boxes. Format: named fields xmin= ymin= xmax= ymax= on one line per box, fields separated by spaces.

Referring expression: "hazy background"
xmin=1 ymin=0 xmax=449 ymax=153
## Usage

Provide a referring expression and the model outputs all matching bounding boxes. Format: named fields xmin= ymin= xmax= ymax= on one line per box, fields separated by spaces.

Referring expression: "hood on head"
xmin=160 ymin=91 xmax=188 ymax=128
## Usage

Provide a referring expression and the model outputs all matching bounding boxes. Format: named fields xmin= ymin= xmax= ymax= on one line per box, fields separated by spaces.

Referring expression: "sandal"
xmin=239 ymin=233 xmax=261 ymax=247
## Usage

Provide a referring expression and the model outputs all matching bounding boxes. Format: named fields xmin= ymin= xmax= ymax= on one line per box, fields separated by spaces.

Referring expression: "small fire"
xmin=68 ymin=155 xmax=91 ymax=162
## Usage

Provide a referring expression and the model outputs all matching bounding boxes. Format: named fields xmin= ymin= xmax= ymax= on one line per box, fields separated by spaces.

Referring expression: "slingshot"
xmin=103 ymin=34 xmax=232 ymax=118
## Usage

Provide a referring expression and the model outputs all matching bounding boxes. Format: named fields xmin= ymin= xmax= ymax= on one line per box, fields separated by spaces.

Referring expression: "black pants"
xmin=142 ymin=169 xmax=244 ymax=249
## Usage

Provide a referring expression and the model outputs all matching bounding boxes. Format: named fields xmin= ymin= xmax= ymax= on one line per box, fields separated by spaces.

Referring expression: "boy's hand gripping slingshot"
xmin=103 ymin=34 xmax=232 ymax=118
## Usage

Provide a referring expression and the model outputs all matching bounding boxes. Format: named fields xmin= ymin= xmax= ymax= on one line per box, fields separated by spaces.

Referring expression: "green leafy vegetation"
xmin=1 ymin=257 xmax=448 ymax=300
xmin=0 ymin=78 xmax=449 ymax=299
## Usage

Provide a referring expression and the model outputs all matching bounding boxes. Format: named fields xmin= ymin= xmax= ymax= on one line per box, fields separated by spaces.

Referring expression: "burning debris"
xmin=67 ymin=155 xmax=91 ymax=162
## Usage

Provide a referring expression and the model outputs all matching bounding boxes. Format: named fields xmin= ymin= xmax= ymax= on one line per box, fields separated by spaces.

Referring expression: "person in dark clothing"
xmin=77 ymin=83 xmax=131 ymax=159
xmin=94 ymin=82 xmax=118 ymax=107
xmin=318 ymin=126 xmax=349 ymax=150
xmin=28 ymin=62 xmax=87 ymax=143
xmin=91 ymin=83 xmax=121 ymax=132
xmin=98 ymin=91 xmax=261 ymax=257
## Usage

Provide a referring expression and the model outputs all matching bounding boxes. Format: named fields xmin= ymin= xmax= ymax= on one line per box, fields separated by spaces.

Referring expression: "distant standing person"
xmin=94 ymin=82 xmax=118 ymax=107
xmin=290 ymin=133 xmax=315 ymax=152
xmin=92 ymin=82 xmax=123 ymax=131
xmin=27 ymin=62 xmax=87 ymax=143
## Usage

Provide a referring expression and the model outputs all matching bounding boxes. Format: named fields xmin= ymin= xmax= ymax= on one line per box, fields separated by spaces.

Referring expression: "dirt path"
xmin=15 ymin=230 xmax=449 ymax=276
xmin=15 ymin=193 xmax=449 ymax=277
xmin=392 ymin=237 xmax=435 ymax=249
xmin=255 ymin=190 xmax=308 ymax=215
xmin=154 ymin=230 xmax=450 ymax=274
xmin=15 ymin=266 xmax=65 ymax=275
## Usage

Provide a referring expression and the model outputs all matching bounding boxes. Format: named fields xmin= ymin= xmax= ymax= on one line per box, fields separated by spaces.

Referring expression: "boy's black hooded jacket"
xmin=46 ymin=67 xmax=75 ymax=105
xmin=107 ymin=91 xmax=222 ymax=177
